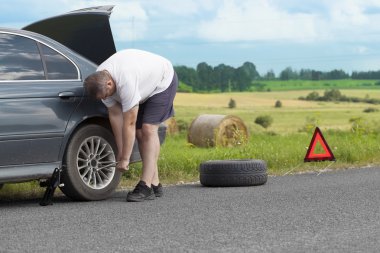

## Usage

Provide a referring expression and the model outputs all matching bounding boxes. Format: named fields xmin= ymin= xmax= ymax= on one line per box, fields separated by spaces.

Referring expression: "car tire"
xmin=60 ymin=124 xmax=121 ymax=201
xmin=199 ymin=159 xmax=267 ymax=187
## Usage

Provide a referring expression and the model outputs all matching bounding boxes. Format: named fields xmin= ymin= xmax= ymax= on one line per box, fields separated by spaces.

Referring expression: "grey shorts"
xmin=136 ymin=71 xmax=178 ymax=129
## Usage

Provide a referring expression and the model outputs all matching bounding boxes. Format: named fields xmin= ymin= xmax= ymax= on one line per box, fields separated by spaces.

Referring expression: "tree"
xmin=233 ymin=66 xmax=250 ymax=91
xmin=323 ymin=69 xmax=349 ymax=80
xmin=299 ymin=69 xmax=312 ymax=80
xmin=196 ymin=62 xmax=213 ymax=91
xmin=213 ymin=64 xmax=235 ymax=92
xmin=280 ymin=67 xmax=298 ymax=80
xmin=352 ymin=70 xmax=380 ymax=79
xmin=241 ymin=61 xmax=260 ymax=81
xmin=311 ymin=70 xmax=322 ymax=80
xmin=231 ymin=62 xmax=260 ymax=91
xmin=174 ymin=65 xmax=198 ymax=88
xmin=263 ymin=70 xmax=276 ymax=80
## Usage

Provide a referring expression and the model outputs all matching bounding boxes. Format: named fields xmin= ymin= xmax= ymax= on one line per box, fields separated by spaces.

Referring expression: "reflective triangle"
xmin=304 ymin=127 xmax=335 ymax=162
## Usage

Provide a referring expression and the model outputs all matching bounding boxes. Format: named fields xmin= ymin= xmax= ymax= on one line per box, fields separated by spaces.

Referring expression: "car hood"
xmin=23 ymin=5 xmax=116 ymax=65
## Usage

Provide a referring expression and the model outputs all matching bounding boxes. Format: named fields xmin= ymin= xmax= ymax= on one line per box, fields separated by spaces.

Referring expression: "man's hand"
xmin=117 ymin=159 xmax=129 ymax=172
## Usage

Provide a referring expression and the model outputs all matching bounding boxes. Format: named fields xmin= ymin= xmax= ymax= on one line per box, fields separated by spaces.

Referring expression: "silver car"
xmin=0 ymin=6 xmax=166 ymax=200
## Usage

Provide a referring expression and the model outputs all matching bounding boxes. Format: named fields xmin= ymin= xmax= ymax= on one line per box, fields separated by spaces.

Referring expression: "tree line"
xmin=275 ymin=67 xmax=380 ymax=81
xmin=299 ymin=89 xmax=380 ymax=104
xmin=174 ymin=62 xmax=380 ymax=92
xmin=175 ymin=62 xmax=260 ymax=92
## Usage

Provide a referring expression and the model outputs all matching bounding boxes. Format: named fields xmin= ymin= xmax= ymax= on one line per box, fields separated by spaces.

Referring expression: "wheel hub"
xmin=77 ymin=136 xmax=116 ymax=189
xmin=90 ymin=158 xmax=98 ymax=168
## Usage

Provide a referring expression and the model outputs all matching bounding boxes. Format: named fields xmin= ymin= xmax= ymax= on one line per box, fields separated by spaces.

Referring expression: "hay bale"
xmin=164 ymin=117 xmax=179 ymax=135
xmin=188 ymin=114 xmax=248 ymax=147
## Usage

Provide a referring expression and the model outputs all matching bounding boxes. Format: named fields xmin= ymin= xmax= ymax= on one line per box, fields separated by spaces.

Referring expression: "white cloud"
xmin=197 ymin=0 xmax=380 ymax=43
xmin=355 ymin=46 xmax=369 ymax=54
xmin=197 ymin=0 xmax=319 ymax=42
xmin=323 ymin=0 xmax=380 ymax=42
xmin=146 ymin=0 xmax=203 ymax=16
xmin=329 ymin=1 xmax=368 ymax=25
xmin=4 ymin=0 xmax=380 ymax=44
xmin=110 ymin=2 xmax=148 ymax=41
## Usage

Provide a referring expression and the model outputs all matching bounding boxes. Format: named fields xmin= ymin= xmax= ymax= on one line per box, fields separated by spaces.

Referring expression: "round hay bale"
xmin=188 ymin=114 xmax=248 ymax=147
xmin=164 ymin=117 xmax=179 ymax=135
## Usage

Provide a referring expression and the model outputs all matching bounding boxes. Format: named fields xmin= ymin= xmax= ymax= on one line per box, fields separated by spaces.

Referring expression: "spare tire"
xmin=200 ymin=159 xmax=267 ymax=187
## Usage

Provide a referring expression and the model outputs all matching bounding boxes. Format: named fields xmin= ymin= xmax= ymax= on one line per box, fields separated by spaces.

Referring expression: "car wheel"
xmin=60 ymin=124 xmax=121 ymax=201
xmin=199 ymin=159 xmax=267 ymax=187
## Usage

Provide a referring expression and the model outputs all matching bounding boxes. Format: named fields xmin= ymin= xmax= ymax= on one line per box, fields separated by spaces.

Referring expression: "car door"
xmin=0 ymin=32 xmax=82 ymax=166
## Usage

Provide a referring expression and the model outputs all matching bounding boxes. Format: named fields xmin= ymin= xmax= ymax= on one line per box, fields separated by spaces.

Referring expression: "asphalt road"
xmin=0 ymin=167 xmax=379 ymax=253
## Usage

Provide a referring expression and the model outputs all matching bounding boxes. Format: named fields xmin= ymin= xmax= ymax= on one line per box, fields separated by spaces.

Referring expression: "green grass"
xmin=2 ymin=88 xmax=380 ymax=199
xmin=251 ymin=79 xmax=380 ymax=91
xmin=157 ymin=131 xmax=380 ymax=180
xmin=0 ymin=181 xmax=47 ymax=200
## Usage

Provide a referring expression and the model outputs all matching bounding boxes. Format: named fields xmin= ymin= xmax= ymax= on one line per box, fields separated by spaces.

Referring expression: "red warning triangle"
xmin=304 ymin=127 xmax=335 ymax=162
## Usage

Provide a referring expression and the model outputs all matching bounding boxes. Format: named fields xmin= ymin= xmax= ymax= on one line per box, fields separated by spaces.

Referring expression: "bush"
xmin=176 ymin=119 xmax=189 ymax=133
xmin=349 ymin=117 xmax=369 ymax=134
xmin=363 ymin=108 xmax=379 ymax=113
xmin=177 ymin=81 xmax=193 ymax=93
xmin=228 ymin=98 xmax=236 ymax=108
xmin=305 ymin=91 xmax=320 ymax=101
xmin=275 ymin=100 xmax=282 ymax=108
xmin=324 ymin=89 xmax=342 ymax=101
xmin=255 ymin=115 xmax=273 ymax=129
xmin=251 ymin=82 xmax=266 ymax=91
xmin=298 ymin=116 xmax=319 ymax=133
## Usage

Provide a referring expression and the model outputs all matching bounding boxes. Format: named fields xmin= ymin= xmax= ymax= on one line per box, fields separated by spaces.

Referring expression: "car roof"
xmin=1 ymin=27 xmax=61 ymax=47
xmin=0 ymin=27 xmax=97 ymax=70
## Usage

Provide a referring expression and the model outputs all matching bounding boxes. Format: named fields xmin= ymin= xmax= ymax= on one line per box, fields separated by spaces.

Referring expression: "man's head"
xmin=84 ymin=70 xmax=115 ymax=100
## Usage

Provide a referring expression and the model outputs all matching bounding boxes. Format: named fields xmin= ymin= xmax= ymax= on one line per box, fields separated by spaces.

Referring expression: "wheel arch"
xmin=59 ymin=116 xmax=112 ymax=162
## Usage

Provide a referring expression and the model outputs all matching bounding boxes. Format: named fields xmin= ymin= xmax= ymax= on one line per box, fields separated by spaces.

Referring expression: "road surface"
xmin=0 ymin=167 xmax=379 ymax=252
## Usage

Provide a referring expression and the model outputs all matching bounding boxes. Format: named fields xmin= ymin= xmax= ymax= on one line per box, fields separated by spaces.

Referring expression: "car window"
xmin=0 ymin=33 xmax=45 ymax=80
xmin=40 ymin=44 xmax=78 ymax=80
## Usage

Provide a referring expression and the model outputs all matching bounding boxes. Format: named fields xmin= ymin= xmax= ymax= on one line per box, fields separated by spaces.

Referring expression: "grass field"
xmin=2 ymin=88 xmax=380 ymax=199
xmin=173 ymin=89 xmax=380 ymax=133
xmin=141 ymin=89 xmax=380 ymax=185
xmin=251 ymin=79 xmax=380 ymax=91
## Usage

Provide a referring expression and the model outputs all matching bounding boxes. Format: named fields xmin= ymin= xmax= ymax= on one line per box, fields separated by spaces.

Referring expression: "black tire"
xmin=60 ymin=124 xmax=121 ymax=201
xmin=199 ymin=159 xmax=267 ymax=187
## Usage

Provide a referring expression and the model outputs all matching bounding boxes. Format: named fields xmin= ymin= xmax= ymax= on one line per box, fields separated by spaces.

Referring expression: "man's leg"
xmin=137 ymin=123 xmax=160 ymax=187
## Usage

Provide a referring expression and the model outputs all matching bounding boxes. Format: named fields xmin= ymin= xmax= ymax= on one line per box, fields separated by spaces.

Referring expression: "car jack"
xmin=39 ymin=167 xmax=64 ymax=206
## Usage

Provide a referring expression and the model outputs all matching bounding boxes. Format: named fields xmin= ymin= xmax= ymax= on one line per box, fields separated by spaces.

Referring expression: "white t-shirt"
xmin=97 ymin=49 xmax=174 ymax=112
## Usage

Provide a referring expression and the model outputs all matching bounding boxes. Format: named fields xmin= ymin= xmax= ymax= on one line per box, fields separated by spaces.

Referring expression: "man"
xmin=84 ymin=49 xmax=178 ymax=202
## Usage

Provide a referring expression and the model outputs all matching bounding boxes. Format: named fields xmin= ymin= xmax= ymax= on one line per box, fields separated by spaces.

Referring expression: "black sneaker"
xmin=152 ymin=183 xmax=163 ymax=197
xmin=126 ymin=181 xmax=155 ymax=202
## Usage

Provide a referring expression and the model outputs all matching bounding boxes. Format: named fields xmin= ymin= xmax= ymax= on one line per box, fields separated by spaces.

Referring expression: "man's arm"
xmin=108 ymin=104 xmax=124 ymax=161
xmin=108 ymin=104 xmax=138 ymax=171
xmin=118 ymin=105 xmax=138 ymax=169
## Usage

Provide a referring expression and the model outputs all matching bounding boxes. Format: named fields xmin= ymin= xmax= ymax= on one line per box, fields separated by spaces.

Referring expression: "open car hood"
xmin=23 ymin=5 xmax=116 ymax=65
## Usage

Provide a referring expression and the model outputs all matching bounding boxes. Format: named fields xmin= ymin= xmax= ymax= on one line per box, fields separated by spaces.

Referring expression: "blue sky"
xmin=1 ymin=0 xmax=380 ymax=75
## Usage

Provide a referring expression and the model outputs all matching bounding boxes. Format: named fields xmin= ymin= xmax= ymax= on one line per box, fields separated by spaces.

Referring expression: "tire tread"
xmin=199 ymin=159 xmax=267 ymax=187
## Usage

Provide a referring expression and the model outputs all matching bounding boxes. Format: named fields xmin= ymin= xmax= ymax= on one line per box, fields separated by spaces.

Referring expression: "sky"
xmin=1 ymin=0 xmax=380 ymax=76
